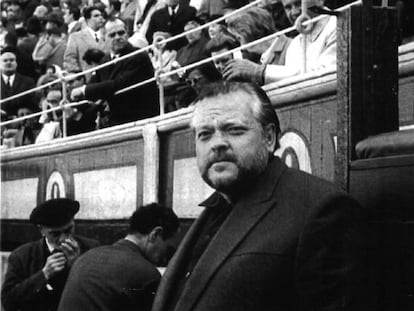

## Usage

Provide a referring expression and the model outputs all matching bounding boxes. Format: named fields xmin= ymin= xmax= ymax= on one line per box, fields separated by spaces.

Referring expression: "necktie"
xmin=95 ymin=33 xmax=99 ymax=43
xmin=6 ymin=76 xmax=11 ymax=88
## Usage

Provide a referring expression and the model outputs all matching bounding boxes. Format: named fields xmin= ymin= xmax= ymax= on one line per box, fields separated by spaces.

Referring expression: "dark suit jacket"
xmin=85 ymin=43 xmax=158 ymax=125
xmin=146 ymin=5 xmax=197 ymax=51
xmin=1 ymin=73 xmax=36 ymax=116
xmin=1 ymin=236 xmax=100 ymax=311
xmin=58 ymin=239 xmax=161 ymax=311
xmin=152 ymin=157 xmax=371 ymax=311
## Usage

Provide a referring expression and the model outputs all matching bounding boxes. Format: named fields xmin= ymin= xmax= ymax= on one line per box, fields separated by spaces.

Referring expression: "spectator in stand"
xmin=120 ymin=0 xmax=138 ymax=35
xmin=197 ymin=0 xmax=226 ymax=22
xmin=63 ymin=5 xmax=82 ymax=34
xmin=227 ymin=6 xmax=291 ymax=65
xmin=0 ymin=46 xmax=35 ymax=119
xmin=207 ymin=18 xmax=226 ymax=39
xmin=223 ymin=0 xmax=337 ymax=84
xmin=129 ymin=0 xmax=165 ymax=48
xmin=175 ymin=18 xmax=209 ymax=71
xmin=206 ymin=32 xmax=239 ymax=77
xmin=3 ymin=31 xmax=36 ymax=79
xmin=106 ymin=0 xmax=122 ymax=21
xmin=1 ymin=198 xmax=100 ymax=311
xmin=32 ymin=12 xmax=67 ymax=71
xmin=57 ymin=203 xmax=180 ymax=311
xmin=65 ymin=70 xmax=103 ymax=135
xmin=70 ymin=18 xmax=159 ymax=125
xmin=63 ymin=6 xmax=108 ymax=80
xmin=19 ymin=16 xmax=44 ymax=56
xmin=5 ymin=1 xmax=24 ymax=33
xmin=146 ymin=0 xmax=197 ymax=51
xmin=258 ymin=0 xmax=291 ymax=31
xmin=33 ymin=4 xmax=49 ymax=22
xmin=2 ymin=100 xmax=42 ymax=147
xmin=36 ymin=86 xmax=64 ymax=143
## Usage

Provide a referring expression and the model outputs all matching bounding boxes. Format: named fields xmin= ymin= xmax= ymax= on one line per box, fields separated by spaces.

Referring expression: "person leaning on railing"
xmin=222 ymin=0 xmax=336 ymax=84
xmin=70 ymin=18 xmax=158 ymax=126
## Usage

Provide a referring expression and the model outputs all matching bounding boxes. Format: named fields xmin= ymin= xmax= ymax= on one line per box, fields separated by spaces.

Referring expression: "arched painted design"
xmin=275 ymin=131 xmax=312 ymax=173
xmin=45 ymin=171 xmax=66 ymax=200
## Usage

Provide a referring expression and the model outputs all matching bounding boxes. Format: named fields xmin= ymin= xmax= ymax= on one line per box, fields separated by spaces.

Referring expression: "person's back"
xmin=59 ymin=241 xmax=160 ymax=311
xmin=58 ymin=203 xmax=179 ymax=311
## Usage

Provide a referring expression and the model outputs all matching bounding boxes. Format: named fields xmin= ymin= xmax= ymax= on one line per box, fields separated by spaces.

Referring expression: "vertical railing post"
xmin=155 ymin=47 xmax=165 ymax=115
xmin=60 ymin=77 xmax=68 ymax=138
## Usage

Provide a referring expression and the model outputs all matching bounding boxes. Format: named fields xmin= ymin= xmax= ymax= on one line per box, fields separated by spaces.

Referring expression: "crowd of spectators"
xmin=0 ymin=0 xmax=413 ymax=148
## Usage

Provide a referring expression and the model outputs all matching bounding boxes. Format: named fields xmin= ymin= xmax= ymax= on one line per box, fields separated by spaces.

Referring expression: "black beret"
xmin=30 ymin=198 xmax=80 ymax=227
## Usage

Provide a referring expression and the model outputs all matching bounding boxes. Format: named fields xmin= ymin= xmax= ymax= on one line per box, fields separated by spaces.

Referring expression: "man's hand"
xmin=42 ymin=252 xmax=67 ymax=280
xmin=222 ymin=59 xmax=266 ymax=85
xmin=60 ymin=238 xmax=80 ymax=268
xmin=71 ymin=86 xmax=85 ymax=101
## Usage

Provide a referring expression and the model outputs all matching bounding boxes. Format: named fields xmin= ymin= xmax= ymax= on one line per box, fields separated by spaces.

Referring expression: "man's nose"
xmin=210 ymin=132 xmax=229 ymax=151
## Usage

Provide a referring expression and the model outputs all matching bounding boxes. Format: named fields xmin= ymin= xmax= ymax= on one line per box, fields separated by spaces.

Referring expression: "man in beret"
xmin=1 ymin=198 xmax=100 ymax=311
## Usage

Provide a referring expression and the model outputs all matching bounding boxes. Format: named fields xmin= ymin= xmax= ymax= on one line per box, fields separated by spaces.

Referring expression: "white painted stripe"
xmin=1 ymin=178 xmax=38 ymax=219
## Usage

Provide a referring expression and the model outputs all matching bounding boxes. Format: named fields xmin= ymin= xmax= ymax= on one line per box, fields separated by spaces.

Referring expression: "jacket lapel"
xmin=152 ymin=208 xmax=209 ymax=311
xmin=175 ymin=157 xmax=288 ymax=311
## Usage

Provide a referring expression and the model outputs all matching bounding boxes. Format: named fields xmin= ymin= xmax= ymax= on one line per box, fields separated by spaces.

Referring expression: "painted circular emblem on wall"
xmin=45 ymin=171 xmax=66 ymax=200
xmin=274 ymin=131 xmax=312 ymax=174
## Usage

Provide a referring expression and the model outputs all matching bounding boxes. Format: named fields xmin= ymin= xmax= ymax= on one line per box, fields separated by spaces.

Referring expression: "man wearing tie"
xmin=146 ymin=0 xmax=197 ymax=51
xmin=0 ymin=46 xmax=35 ymax=118
xmin=64 ymin=6 xmax=109 ymax=80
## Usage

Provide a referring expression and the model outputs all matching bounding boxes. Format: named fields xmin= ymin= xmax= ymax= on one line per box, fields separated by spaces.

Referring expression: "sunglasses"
xmin=108 ymin=30 xmax=126 ymax=38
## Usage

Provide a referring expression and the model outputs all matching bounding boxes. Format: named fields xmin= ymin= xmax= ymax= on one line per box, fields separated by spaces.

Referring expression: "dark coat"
xmin=58 ymin=239 xmax=161 ymax=311
xmin=1 ymin=236 xmax=100 ymax=311
xmin=85 ymin=43 xmax=158 ymax=125
xmin=152 ymin=157 xmax=371 ymax=311
xmin=146 ymin=5 xmax=197 ymax=51
xmin=1 ymin=73 xmax=35 ymax=116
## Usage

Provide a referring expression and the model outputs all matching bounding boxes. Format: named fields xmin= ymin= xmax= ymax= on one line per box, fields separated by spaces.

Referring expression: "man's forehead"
xmin=192 ymin=91 xmax=257 ymax=126
xmin=107 ymin=24 xmax=125 ymax=34
xmin=1 ymin=52 xmax=16 ymax=60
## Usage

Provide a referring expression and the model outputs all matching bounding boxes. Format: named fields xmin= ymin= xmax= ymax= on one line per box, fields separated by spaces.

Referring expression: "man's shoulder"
xmin=10 ymin=239 xmax=43 ymax=257
xmin=15 ymin=73 xmax=35 ymax=85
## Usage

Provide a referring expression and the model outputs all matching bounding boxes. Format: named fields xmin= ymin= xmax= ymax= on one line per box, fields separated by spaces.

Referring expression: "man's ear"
xmin=263 ymin=123 xmax=277 ymax=153
xmin=148 ymin=226 xmax=163 ymax=242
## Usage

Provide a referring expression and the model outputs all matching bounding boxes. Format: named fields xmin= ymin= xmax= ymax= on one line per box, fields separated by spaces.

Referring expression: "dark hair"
xmin=82 ymin=48 xmax=105 ymax=65
xmin=129 ymin=203 xmax=179 ymax=239
xmin=226 ymin=7 xmax=276 ymax=43
xmin=4 ymin=32 xmax=18 ymax=47
xmin=83 ymin=6 xmax=103 ymax=20
xmin=193 ymin=81 xmax=280 ymax=150
xmin=69 ymin=6 xmax=81 ymax=21
xmin=206 ymin=32 xmax=239 ymax=54
xmin=109 ymin=0 xmax=121 ymax=12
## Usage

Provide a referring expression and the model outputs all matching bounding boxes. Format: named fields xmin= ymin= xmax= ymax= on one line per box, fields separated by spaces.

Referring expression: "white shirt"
xmin=2 ymin=73 xmax=15 ymax=86
xmin=264 ymin=15 xmax=337 ymax=83
xmin=87 ymin=26 xmax=102 ymax=42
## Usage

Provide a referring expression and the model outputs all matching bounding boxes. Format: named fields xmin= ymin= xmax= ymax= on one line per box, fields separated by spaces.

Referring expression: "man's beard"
xmin=201 ymin=145 xmax=269 ymax=196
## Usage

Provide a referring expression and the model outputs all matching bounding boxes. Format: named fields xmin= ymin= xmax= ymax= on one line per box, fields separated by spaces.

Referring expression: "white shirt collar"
xmin=45 ymin=237 xmax=55 ymax=253
xmin=87 ymin=26 xmax=101 ymax=40
xmin=2 ymin=73 xmax=15 ymax=85
xmin=168 ymin=5 xmax=179 ymax=16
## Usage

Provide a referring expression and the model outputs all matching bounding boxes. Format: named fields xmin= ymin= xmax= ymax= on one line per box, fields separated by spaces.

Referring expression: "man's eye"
xmin=227 ymin=127 xmax=245 ymax=135
xmin=197 ymin=131 xmax=211 ymax=140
